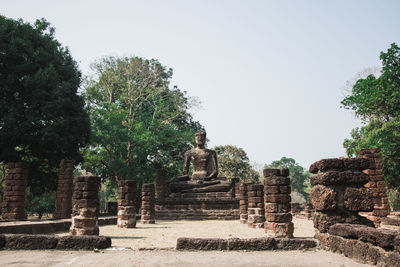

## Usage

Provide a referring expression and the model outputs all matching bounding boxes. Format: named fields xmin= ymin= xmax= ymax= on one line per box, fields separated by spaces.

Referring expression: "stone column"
xmin=359 ymin=148 xmax=390 ymax=226
xmin=309 ymin=158 xmax=374 ymax=235
xmin=118 ymin=180 xmax=137 ymax=228
xmin=247 ymin=184 xmax=265 ymax=228
xmin=1 ymin=162 xmax=29 ymax=221
xmin=264 ymin=168 xmax=293 ymax=238
xmin=54 ymin=159 xmax=74 ymax=219
xmin=155 ymin=168 xmax=168 ymax=199
xmin=239 ymin=182 xmax=248 ymax=224
xmin=70 ymin=176 xmax=100 ymax=236
xmin=141 ymin=184 xmax=155 ymax=224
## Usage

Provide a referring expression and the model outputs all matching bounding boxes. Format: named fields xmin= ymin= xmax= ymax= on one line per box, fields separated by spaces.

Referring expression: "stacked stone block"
xmin=1 ymin=162 xmax=29 ymax=221
xmin=117 ymin=180 xmax=136 ymax=228
xmin=263 ymin=168 xmax=293 ymax=238
xmin=239 ymin=183 xmax=248 ymax=224
xmin=309 ymin=158 xmax=374 ymax=233
xmin=141 ymin=184 xmax=155 ymax=224
xmin=247 ymin=184 xmax=265 ymax=228
xmin=155 ymin=168 xmax=168 ymax=199
xmin=54 ymin=160 xmax=74 ymax=219
xmin=70 ymin=176 xmax=100 ymax=236
xmin=359 ymin=148 xmax=390 ymax=226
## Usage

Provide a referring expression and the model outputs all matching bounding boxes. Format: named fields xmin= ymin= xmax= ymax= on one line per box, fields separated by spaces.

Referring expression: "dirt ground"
xmin=0 ymin=218 xmax=373 ymax=266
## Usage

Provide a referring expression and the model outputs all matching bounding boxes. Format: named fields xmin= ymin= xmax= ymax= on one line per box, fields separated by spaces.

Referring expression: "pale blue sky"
xmin=2 ymin=1 xmax=400 ymax=169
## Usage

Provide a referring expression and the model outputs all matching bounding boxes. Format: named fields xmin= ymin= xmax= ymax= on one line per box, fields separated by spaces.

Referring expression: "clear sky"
xmin=2 ymin=0 xmax=400 ymax=169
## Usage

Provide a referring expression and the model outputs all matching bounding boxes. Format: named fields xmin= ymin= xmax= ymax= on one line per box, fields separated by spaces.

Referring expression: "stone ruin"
xmin=1 ymin=162 xmax=29 ymax=221
xmin=264 ymin=168 xmax=293 ymax=238
xmin=309 ymin=157 xmax=375 ymax=233
xmin=70 ymin=176 xmax=100 ymax=236
xmin=141 ymin=183 xmax=155 ymax=224
xmin=310 ymin=156 xmax=400 ymax=266
xmin=359 ymin=148 xmax=390 ymax=226
xmin=117 ymin=180 xmax=137 ymax=228
xmin=54 ymin=160 xmax=74 ymax=219
xmin=239 ymin=182 xmax=248 ymax=224
xmin=247 ymin=184 xmax=265 ymax=228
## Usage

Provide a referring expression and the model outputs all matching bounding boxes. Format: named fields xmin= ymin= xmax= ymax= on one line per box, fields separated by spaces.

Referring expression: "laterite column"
xmin=247 ymin=184 xmax=265 ymax=228
xmin=141 ymin=184 xmax=155 ymax=224
xmin=155 ymin=168 xmax=168 ymax=199
xmin=239 ymin=182 xmax=248 ymax=224
xmin=1 ymin=162 xmax=29 ymax=221
xmin=118 ymin=180 xmax=137 ymax=228
xmin=264 ymin=168 xmax=293 ymax=238
xmin=70 ymin=176 xmax=100 ymax=235
xmin=54 ymin=160 xmax=74 ymax=219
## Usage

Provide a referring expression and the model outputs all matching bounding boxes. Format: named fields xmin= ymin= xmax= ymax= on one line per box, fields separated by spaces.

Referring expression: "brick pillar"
xmin=155 ymin=168 xmax=168 ymax=199
xmin=70 ymin=176 xmax=100 ymax=236
xmin=141 ymin=184 xmax=155 ymax=224
xmin=54 ymin=159 xmax=74 ymax=219
xmin=247 ymin=184 xmax=265 ymax=228
xmin=118 ymin=180 xmax=137 ymax=228
xmin=239 ymin=182 xmax=248 ymax=224
xmin=264 ymin=168 xmax=293 ymax=238
xmin=1 ymin=162 xmax=28 ymax=221
xmin=359 ymin=148 xmax=390 ymax=226
xmin=309 ymin=158 xmax=374 ymax=235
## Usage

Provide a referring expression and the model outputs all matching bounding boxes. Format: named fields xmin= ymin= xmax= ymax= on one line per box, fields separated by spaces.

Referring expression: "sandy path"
xmin=0 ymin=250 xmax=372 ymax=267
xmin=61 ymin=218 xmax=315 ymax=249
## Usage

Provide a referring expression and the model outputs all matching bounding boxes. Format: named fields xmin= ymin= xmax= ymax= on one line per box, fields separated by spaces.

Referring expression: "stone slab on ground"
xmin=0 ymin=234 xmax=111 ymax=250
xmin=176 ymin=237 xmax=317 ymax=251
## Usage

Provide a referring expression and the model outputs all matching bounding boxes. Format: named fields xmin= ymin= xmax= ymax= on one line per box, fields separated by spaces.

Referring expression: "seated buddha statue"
xmin=169 ymin=130 xmax=233 ymax=193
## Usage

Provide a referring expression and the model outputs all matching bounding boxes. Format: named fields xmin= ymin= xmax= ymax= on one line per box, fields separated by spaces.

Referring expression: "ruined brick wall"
xmin=155 ymin=168 xmax=168 ymax=199
xmin=239 ymin=183 xmax=248 ymax=224
xmin=309 ymin=158 xmax=374 ymax=233
xmin=54 ymin=160 xmax=74 ymax=219
xmin=141 ymin=184 xmax=155 ymax=224
xmin=359 ymin=148 xmax=390 ymax=226
xmin=264 ymin=168 xmax=293 ymax=238
xmin=118 ymin=180 xmax=136 ymax=228
xmin=70 ymin=176 xmax=100 ymax=235
xmin=1 ymin=162 xmax=28 ymax=221
xmin=247 ymin=184 xmax=265 ymax=228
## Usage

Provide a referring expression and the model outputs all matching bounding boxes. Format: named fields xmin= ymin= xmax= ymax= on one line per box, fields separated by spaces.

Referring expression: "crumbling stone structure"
xmin=309 ymin=158 xmax=374 ymax=233
xmin=54 ymin=160 xmax=74 ymax=219
xmin=247 ymin=184 xmax=265 ymax=228
xmin=263 ymin=168 xmax=293 ymax=238
xmin=141 ymin=184 xmax=155 ymax=224
xmin=155 ymin=168 xmax=169 ymax=199
xmin=359 ymin=148 xmax=390 ymax=226
xmin=239 ymin=182 xmax=248 ymax=224
xmin=1 ymin=162 xmax=29 ymax=221
xmin=70 ymin=176 xmax=100 ymax=236
xmin=117 ymin=180 xmax=136 ymax=228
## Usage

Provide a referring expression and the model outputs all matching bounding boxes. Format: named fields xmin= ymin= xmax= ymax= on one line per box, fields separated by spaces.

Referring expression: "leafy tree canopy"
xmin=265 ymin=157 xmax=310 ymax=199
xmin=83 ymin=56 xmax=202 ymax=185
xmin=213 ymin=145 xmax=260 ymax=183
xmin=0 ymin=16 xmax=90 ymax=195
xmin=342 ymin=43 xmax=400 ymax=189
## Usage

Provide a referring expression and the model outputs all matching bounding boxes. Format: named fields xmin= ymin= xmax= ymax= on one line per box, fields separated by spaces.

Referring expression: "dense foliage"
xmin=83 ymin=56 xmax=202 ymax=185
xmin=265 ymin=157 xmax=310 ymax=199
xmin=0 ymin=16 xmax=90 ymax=196
xmin=213 ymin=145 xmax=260 ymax=183
xmin=342 ymin=43 xmax=400 ymax=190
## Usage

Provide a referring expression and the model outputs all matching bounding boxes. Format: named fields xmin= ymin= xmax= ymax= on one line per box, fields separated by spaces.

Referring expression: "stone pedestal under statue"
xmin=155 ymin=130 xmax=239 ymax=220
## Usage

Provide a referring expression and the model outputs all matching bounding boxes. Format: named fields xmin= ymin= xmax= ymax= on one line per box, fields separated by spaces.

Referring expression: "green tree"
xmin=213 ymin=145 xmax=260 ymax=183
xmin=342 ymin=43 xmax=400 ymax=189
xmin=265 ymin=157 xmax=310 ymax=199
xmin=83 ymin=56 xmax=202 ymax=186
xmin=0 ymin=16 xmax=90 ymax=196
